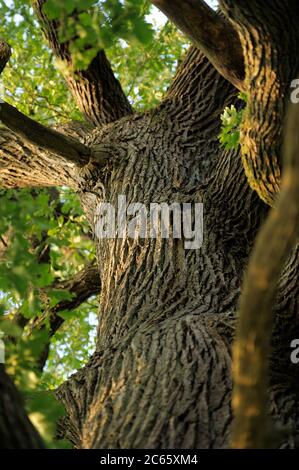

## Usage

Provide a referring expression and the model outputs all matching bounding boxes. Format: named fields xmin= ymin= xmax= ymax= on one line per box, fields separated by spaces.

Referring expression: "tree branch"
xmin=0 ymin=365 xmax=45 ymax=448
xmin=0 ymin=123 xmax=90 ymax=189
xmin=151 ymin=0 xmax=245 ymax=91
xmin=0 ymin=101 xmax=91 ymax=166
xmin=0 ymin=40 xmax=92 ymax=188
xmin=33 ymin=0 xmax=133 ymax=126
xmin=231 ymin=101 xmax=299 ymax=448
xmin=36 ymin=261 xmax=100 ymax=371
xmin=0 ymin=39 xmax=11 ymax=75
xmin=11 ymin=261 xmax=101 ymax=370
xmin=12 ymin=262 xmax=100 ymax=337
xmin=41 ymin=261 xmax=101 ymax=337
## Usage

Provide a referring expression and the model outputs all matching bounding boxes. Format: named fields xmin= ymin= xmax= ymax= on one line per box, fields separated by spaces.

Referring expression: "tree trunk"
xmin=55 ymin=49 xmax=299 ymax=449
xmin=1 ymin=1 xmax=299 ymax=450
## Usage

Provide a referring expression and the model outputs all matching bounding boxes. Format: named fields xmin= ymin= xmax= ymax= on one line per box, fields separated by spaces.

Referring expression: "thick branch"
xmin=34 ymin=0 xmax=133 ymax=126
xmin=220 ymin=0 xmax=299 ymax=206
xmin=0 ymin=123 xmax=89 ymax=189
xmin=151 ymin=0 xmax=245 ymax=91
xmin=0 ymin=101 xmax=91 ymax=166
xmin=0 ymin=41 xmax=92 ymax=188
xmin=231 ymin=101 xmax=299 ymax=448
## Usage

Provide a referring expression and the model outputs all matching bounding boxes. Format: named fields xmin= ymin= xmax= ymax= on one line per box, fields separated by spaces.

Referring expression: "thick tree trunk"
xmin=1 ymin=2 xmax=299 ymax=450
xmin=54 ymin=49 xmax=299 ymax=449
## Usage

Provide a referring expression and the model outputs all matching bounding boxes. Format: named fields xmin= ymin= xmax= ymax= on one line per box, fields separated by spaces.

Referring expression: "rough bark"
xmin=0 ymin=101 xmax=91 ymax=166
xmin=0 ymin=2 xmax=299 ymax=450
xmin=56 ymin=49 xmax=298 ymax=448
xmin=54 ymin=49 xmax=298 ymax=449
xmin=151 ymin=0 xmax=245 ymax=91
xmin=0 ymin=122 xmax=89 ymax=189
xmin=33 ymin=0 xmax=133 ymax=127
xmin=232 ymin=99 xmax=299 ymax=448
xmin=220 ymin=0 xmax=299 ymax=205
xmin=215 ymin=0 xmax=299 ymax=448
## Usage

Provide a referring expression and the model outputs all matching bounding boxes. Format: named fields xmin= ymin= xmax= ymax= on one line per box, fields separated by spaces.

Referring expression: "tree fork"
xmin=1 ymin=38 xmax=84 ymax=187
xmin=151 ymin=0 xmax=245 ymax=91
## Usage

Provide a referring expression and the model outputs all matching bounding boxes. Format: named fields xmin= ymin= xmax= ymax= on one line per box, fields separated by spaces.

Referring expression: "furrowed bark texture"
xmin=55 ymin=48 xmax=299 ymax=449
xmin=0 ymin=102 xmax=91 ymax=165
xmin=34 ymin=0 xmax=133 ymax=127
xmin=151 ymin=0 xmax=245 ymax=91
xmin=231 ymin=100 xmax=299 ymax=448
xmin=1 ymin=3 xmax=299 ymax=449
xmin=217 ymin=0 xmax=299 ymax=448
xmin=220 ymin=0 xmax=299 ymax=206
xmin=0 ymin=122 xmax=90 ymax=189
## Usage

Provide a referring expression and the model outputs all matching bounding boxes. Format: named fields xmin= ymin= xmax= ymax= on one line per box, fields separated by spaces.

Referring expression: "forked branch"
xmin=151 ymin=0 xmax=245 ymax=91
